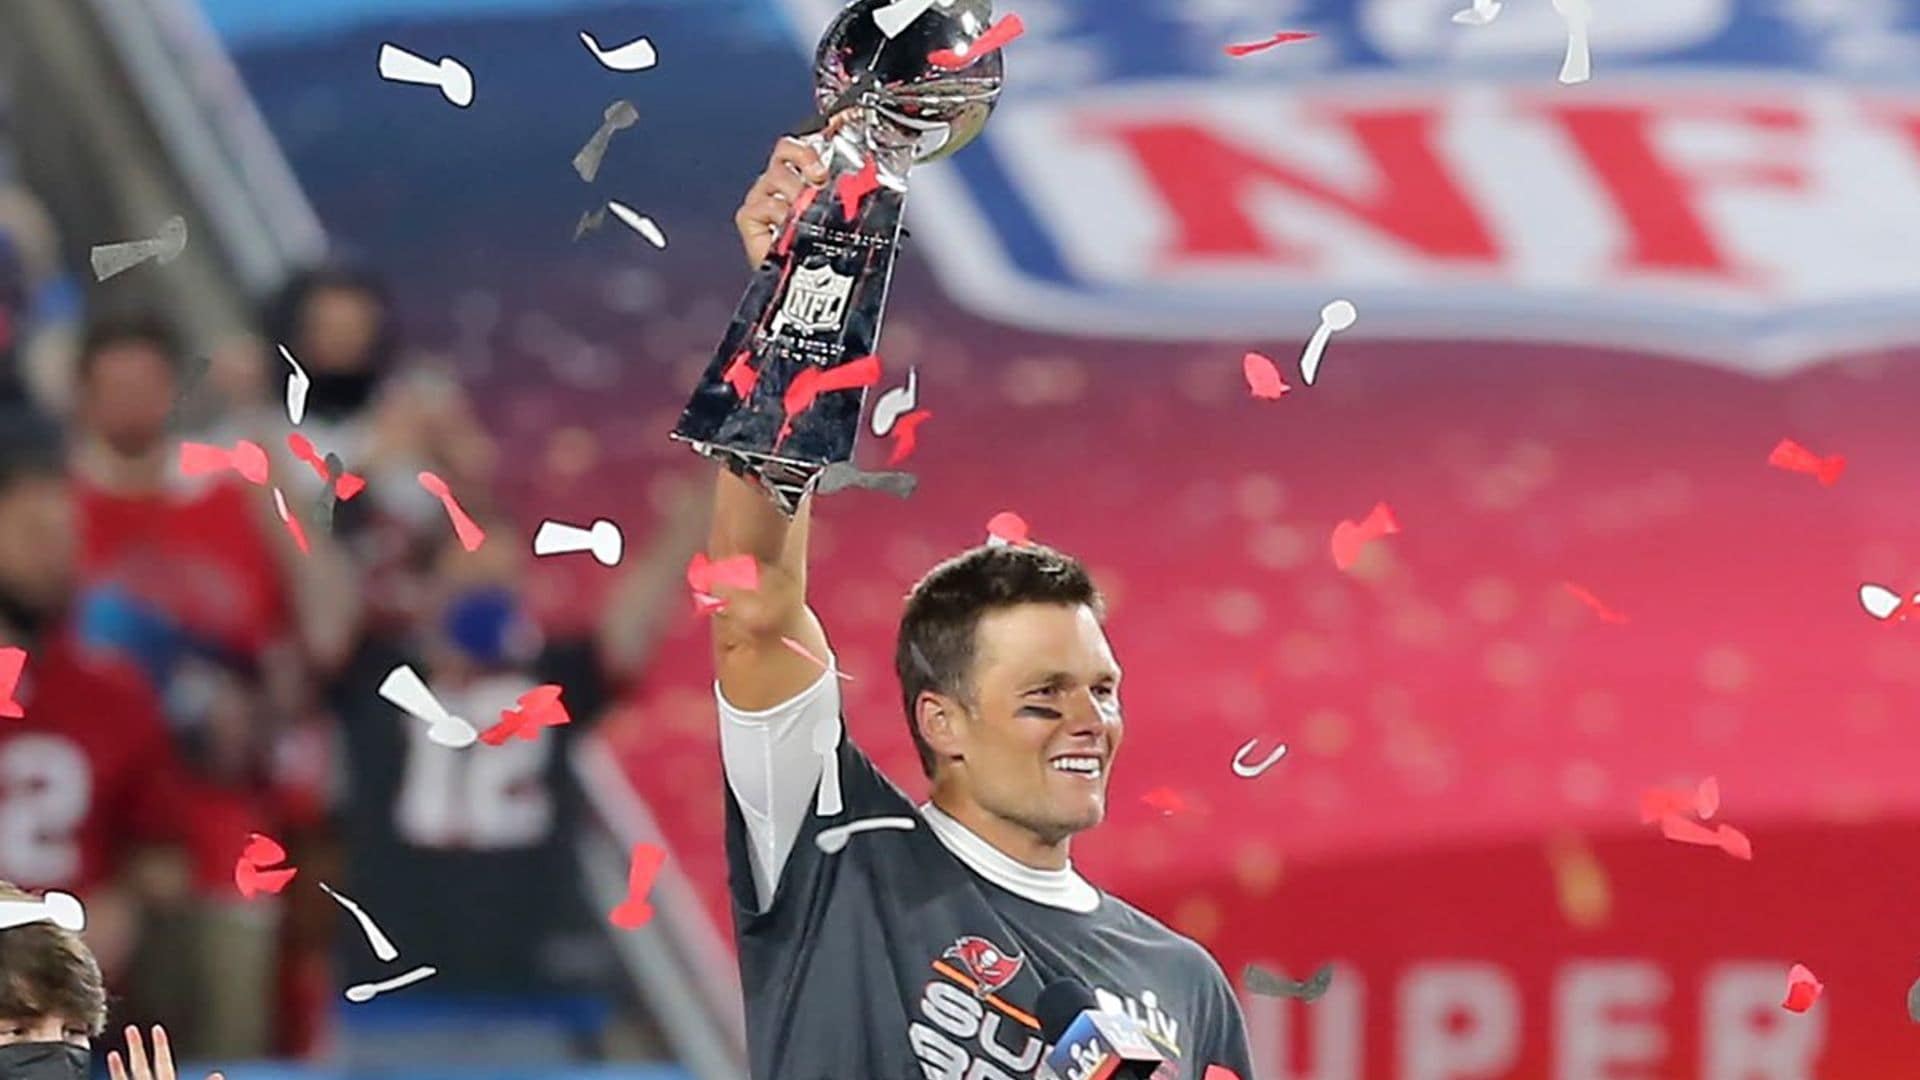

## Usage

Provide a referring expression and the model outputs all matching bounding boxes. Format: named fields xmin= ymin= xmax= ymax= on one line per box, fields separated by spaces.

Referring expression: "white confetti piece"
xmin=1451 ymin=0 xmax=1503 ymax=25
xmin=280 ymin=344 xmax=311 ymax=425
xmin=1551 ymin=0 xmax=1592 ymax=84
xmin=377 ymin=664 xmax=478 ymax=748
xmin=874 ymin=0 xmax=941 ymax=38
xmin=1299 ymin=299 xmax=1357 ymax=387
xmin=0 ymin=890 xmax=84 ymax=932
xmin=532 ymin=518 xmax=624 ymax=567
xmin=90 ymin=216 xmax=187 ymax=282
xmin=578 ymin=31 xmax=658 ymax=72
xmin=378 ymin=42 xmax=473 ymax=108
xmin=1230 ymin=738 xmax=1288 ymax=779
xmin=1858 ymin=583 xmax=1915 ymax=620
xmin=319 ymin=882 xmax=400 ymax=962
xmin=344 ymin=965 xmax=437 ymax=1003
xmin=606 ymin=201 xmax=667 ymax=248
xmin=870 ymin=367 xmax=919 ymax=438
xmin=573 ymin=100 xmax=639 ymax=183
xmin=816 ymin=816 xmax=916 ymax=854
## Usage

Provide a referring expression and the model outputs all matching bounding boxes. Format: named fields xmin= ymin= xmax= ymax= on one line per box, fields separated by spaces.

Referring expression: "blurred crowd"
xmin=0 ymin=171 xmax=702 ymax=1065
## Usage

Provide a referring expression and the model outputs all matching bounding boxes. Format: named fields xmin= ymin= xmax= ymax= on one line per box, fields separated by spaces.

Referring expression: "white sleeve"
xmin=717 ymin=658 xmax=842 ymax=911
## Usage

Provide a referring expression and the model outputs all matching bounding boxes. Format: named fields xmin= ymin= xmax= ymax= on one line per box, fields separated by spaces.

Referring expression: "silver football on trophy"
xmin=813 ymin=0 xmax=1005 ymax=164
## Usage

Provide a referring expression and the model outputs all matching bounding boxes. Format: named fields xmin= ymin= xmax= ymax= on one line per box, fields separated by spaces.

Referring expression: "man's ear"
xmin=916 ymin=690 xmax=968 ymax=766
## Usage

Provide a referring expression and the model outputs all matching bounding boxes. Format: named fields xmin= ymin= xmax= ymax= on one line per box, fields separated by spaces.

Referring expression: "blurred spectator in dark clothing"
xmin=326 ymin=491 xmax=703 ymax=1029
xmin=0 ymin=185 xmax=80 ymax=412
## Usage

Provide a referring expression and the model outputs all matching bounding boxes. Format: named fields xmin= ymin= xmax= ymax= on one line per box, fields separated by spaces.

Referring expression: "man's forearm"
xmin=709 ymin=466 xmax=810 ymax=632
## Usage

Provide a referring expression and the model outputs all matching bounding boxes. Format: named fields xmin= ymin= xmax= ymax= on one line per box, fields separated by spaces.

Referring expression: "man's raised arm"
xmin=708 ymin=466 xmax=832 ymax=711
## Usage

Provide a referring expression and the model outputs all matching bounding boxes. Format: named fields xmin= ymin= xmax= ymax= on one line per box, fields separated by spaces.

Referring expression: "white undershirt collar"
xmin=917 ymin=801 xmax=1101 ymax=914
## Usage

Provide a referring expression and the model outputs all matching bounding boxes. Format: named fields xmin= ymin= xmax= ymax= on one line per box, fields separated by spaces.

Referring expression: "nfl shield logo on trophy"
xmin=772 ymin=260 xmax=856 ymax=338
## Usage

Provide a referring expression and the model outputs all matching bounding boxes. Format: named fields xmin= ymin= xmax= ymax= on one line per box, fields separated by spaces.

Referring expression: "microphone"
xmin=1034 ymin=979 xmax=1165 ymax=1080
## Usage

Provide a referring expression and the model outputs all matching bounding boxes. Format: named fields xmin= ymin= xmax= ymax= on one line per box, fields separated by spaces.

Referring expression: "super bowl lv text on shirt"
xmin=719 ymin=652 xmax=1255 ymax=1079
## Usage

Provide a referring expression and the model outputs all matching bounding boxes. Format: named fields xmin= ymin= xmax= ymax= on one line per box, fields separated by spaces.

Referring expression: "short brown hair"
xmin=76 ymin=309 xmax=183 ymax=384
xmin=0 ymin=881 xmax=107 ymax=1035
xmin=894 ymin=543 xmax=1106 ymax=778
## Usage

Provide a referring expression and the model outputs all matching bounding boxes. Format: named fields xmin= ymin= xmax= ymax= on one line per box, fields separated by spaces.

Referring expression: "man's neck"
xmin=72 ymin=437 xmax=167 ymax=494
xmin=929 ymin=786 xmax=1071 ymax=871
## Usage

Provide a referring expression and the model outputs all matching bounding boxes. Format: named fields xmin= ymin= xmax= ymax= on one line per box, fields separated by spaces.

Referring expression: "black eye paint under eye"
xmin=1020 ymin=706 xmax=1063 ymax=719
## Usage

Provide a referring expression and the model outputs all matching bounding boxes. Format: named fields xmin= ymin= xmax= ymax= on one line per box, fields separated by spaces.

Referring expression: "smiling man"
xmin=708 ymin=137 xmax=1253 ymax=1080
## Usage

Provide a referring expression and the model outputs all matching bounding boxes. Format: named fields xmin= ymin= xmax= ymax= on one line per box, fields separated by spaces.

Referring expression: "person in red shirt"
xmin=0 ymin=405 xmax=218 ymax=984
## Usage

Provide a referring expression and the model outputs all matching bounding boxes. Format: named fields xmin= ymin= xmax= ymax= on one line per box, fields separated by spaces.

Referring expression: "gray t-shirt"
xmin=718 ymin=665 xmax=1254 ymax=1079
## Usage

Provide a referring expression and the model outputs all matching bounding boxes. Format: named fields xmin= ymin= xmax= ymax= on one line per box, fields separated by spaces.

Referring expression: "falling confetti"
xmin=578 ymin=30 xmax=658 ymax=72
xmin=1452 ymin=0 xmax=1503 ymax=25
xmin=1242 ymin=352 xmax=1289 ymax=400
xmin=234 ymin=832 xmax=298 ymax=900
xmin=779 ymin=355 xmax=885 ymax=444
xmin=815 ymin=462 xmax=918 ymax=499
xmin=609 ymin=842 xmax=668 ymax=929
xmin=1244 ymin=963 xmax=1334 ymax=1002
xmin=573 ymin=207 xmax=609 ymax=241
xmin=686 ymin=552 xmax=760 ymax=604
xmin=1223 ymin=31 xmax=1317 ymax=56
xmin=782 ymin=636 xmax=854 ymax=681
xmin=986 ymin=511 xmax=1030 ymax=547
xmin=532 ymin=518 xmax=624 ymax=566
xmin=1544 ymin=832 xmax=1611 ymax=930
xmin=479 ymin=685 xmax=572 ymax=745
xmin=418 ymin=471 xmax=485 ymax=551
xmin=874 ymin=0 xmax=939 ymax=38
xmin=179 ymin=440 xmax=269 ymax=486
xmin=1230 ymin=738 xmax=1287 ymax=778
xmin=870 ymin=368 xmax=920 ymax=438
xmin=90 ymin=216 xmax=187 ymax=282
xmin=271 ymin=489 xmax=310 ymax=555
xmin=1551 ymin=0 xmax=1592 ymax=83
xmin=607 ymin=201 xmax=668 ymax=248
xmin=1330 ymin=501 xmax=1399 ymax=571
xmin=0 ymin=890 xmax=83 ymax=932
xmin=377 ymin=42 xmax=473 ymax=107
xmin=1767 ymin=438 xmax=1846 ymax=486
xmin=1659 ymin=813 xmax=1751 ymax=860
xmin=1300 ymin=300 xmax=1357 ymax=386
xmin=816 ymin=817 xmax=917 ymax=854
xmin=837 ymin=157 xmax=881 ymax=223
xmin=319 ymin=882 xmax=401 ymax=962
xmin=0 ymin=646 xmax=24 ymax=719
xmin=573 ymin=100 xmax=640 ymax=183
xmin=1140 ymin=787 xmax=1187 ymax=816
xmin=1716 ymin=823 xmax=1753 ymax=861
xmin=377 ymin=664 xmax=478 ymax=749
xmin=345 ymin=965 xmax=437 ymax=1003
xmin=1782 ymin=964 xmax=1823 ymax=1012
xmin=280 ymin=345 xmax=311 ymax=425
xmin=286 ymin=434 xmax=366 ymax=500
xmin=929 ymin=13 xmax=1025 ymax=69
xmin=887 ymin=409 xmax=933 ymax=466
xmin=1564 ymin=582 xmax=1629 ymax=624
xmin=1858 ymin=583 xmax=1916 ymax=622
xmin=1697 ymin=776 xmax=1720 ymax=820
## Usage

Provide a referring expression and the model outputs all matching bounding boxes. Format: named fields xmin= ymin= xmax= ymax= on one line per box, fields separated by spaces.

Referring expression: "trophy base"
xmin=670 ymin=434 xmax=823 ymax=518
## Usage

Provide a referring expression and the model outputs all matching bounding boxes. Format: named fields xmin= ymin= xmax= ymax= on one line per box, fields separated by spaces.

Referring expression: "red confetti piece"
xmin=1330 ymin=501 xmax=1399 ymax=571
xmin=1782 ymin=964 xmax=1822 ymax=1012
xmin=286 ymin=434 xmax=368 ymax=499
xmin=418 ymin=471 xmax=486 ymax=551
xmin=0 ymin=646 xmax=24 ymax=719
xmin=234 ymin=831 xmax=298 ymax=900
xmin=773 ymin=185 xmax=819 ymax=259
xmin=179 ymin=440 xmax=270 ymax=486
xmin=479 ymin=685 xmax=573 ymax=745
xmin=1638 ymin=787 xmax=1694 ymax=825
xmin=837 ymin=156 xmax=880 ymax=223
xmin=272 ymin=489 xmax=310 ymax=556
xmin=687 ymin=552 xmax=761 ymax=613
xmin=1696 ymin=776 xmax=1720 ymax=820
xmin=1564 ymin=582 xmax=1628 ymax=624
xmin=779 ymin=354 xmax=884 ymax=444
xmin=1203 ymin=1068 xmax=1245 ymax=1080
xmin=1717 ymin=823 xmax=1753 ymax=861
xmin=986 ymin=511 xmax=1030 ymax=546
xmin=1141 ymin=787 xmax=1187 ymax=816
xmin=1242 ymin=352 xmax=1290 ymax=400
xmin=1767 ymin=438 xmax=1845 ymax=487
xmin=887 ymin=409 xmax=933 ymax=466
xmin=1224 ymin=30 xmax=1317 ymax=56
xmin=334 ymin=472 xmax=367 ymax=500
xmin=608 ymin=842 xmax=667 ymax=930
xmin=929 ymin=13 xmax=1025 ymax=69
xmin=722 ymin=349 xmax=759 ymax=399
xmin=781 ymin=636 xmax=855 ymax=681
